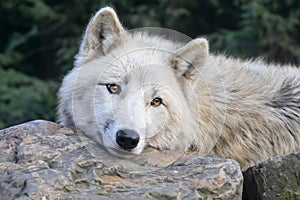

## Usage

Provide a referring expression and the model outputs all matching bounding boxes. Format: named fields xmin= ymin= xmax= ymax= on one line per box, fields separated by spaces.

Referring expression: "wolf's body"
xmin=58 ymin=7 xmax=300 ymax=170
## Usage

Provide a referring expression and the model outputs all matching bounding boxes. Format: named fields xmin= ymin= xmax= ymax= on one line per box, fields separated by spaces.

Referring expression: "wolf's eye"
xmin=106 ymin=84 xmax=121 ymax=94
xmin=151 ymin=97 xmax=162 ymax=107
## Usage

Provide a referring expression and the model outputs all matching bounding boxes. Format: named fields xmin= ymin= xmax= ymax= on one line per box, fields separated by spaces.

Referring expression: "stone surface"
xmin=0 ymin=120 xmax=243 ymax=200
xmin=243 ymin=152 xmax=300 ymax=200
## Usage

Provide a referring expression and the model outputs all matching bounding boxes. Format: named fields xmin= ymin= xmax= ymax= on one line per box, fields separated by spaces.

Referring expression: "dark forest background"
xmin=0 ymin=0 xmax=299 ymax=129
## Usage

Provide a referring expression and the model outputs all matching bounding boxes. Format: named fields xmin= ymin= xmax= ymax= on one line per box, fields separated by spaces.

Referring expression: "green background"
xmin=0 ymin=0 xmax=299 ymax=129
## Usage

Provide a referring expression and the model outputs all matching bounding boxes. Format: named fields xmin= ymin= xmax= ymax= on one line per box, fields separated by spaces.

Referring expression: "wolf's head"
xmin=58 ymin=7 xmax=209 ymax=157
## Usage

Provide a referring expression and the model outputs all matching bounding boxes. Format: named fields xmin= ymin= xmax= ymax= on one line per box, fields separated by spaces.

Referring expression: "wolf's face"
xmin=94 ymin=63 xmax=167 ymax=155
xmin=92 ymin=51 xmax=186 ymax=156
xmin=58 ymin=7 xmax=208 ymax=157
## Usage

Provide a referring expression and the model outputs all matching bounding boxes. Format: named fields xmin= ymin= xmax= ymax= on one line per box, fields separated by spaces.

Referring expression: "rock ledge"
xmin=0 ymin=120 xmax=243 ymax=200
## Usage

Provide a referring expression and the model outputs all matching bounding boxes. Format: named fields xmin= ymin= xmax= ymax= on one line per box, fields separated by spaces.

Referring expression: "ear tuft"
xmin=75 ymin=7 xmax=124 ymax=67
xmin=171 ymin=38 xmax=209 ymax=79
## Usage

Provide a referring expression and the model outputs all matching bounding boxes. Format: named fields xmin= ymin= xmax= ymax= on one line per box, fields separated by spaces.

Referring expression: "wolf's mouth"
xmin=101 ymin=119 xmax=142 ymax=155
xmin=106 ymin=145 xmax=138 ymax=158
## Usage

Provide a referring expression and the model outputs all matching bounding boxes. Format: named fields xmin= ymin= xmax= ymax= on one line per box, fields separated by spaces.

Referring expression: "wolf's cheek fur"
xmin=145 ymin=89 xmax=195 ymax=151
xmin=94 ymin=91 xmax=115 ymax=142
xmin=145 ymin=103 xmax=169 ymax=139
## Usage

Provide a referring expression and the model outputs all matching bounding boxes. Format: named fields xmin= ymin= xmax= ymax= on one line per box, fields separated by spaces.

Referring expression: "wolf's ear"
xmin=75 ymin=7 xmax=124 ymax=67
xmin=171 ymin=38 xmax=209 ymax=80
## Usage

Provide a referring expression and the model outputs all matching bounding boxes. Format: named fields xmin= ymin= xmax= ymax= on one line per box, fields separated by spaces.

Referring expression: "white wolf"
xmin=58 ymin=7 xmax=300 ymax=170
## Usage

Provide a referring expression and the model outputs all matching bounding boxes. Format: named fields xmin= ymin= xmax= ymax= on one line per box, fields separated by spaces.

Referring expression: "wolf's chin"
xmin=104 ymin=146 xmax=142 ymax=158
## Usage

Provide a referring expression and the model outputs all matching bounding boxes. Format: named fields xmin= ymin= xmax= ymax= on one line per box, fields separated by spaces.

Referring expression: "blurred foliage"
xmin=0 ymin=68 xmax=57 ymax=128
xmin=0 ymin=0 xmax=299 ymax=128
xmin=213 ymin=0 xmax=300 ymax=64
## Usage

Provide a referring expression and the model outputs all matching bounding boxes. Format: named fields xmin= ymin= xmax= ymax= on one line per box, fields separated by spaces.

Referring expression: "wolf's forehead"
xmin=103 ymin=64 xmax=164 ymax=84
xmin=102 ymin=51 xmax=169 ymax=81
xmin=114 ymin=48 xmax=168 ymax=67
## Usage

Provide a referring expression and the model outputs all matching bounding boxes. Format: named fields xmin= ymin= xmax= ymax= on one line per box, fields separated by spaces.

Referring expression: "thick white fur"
xmin=58 ymin=7 xmax=300 ymax=170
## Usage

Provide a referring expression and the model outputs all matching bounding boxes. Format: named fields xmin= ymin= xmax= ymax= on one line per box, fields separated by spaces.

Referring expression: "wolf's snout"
xmin=116 ymin=129 xmax=140 ymax=150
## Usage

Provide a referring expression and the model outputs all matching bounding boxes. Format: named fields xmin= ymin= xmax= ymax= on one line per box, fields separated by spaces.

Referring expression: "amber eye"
xmin=106 ymin=84 xmax=121 ymax=94
xmin=151 ymin=97 xmax=162 ymax=107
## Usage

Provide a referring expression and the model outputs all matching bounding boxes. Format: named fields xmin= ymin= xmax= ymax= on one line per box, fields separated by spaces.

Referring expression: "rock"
xmin=0 ymin=120 xmax=243 ymax=200
xmin=243 ymin=152 xmax=300 ymax=200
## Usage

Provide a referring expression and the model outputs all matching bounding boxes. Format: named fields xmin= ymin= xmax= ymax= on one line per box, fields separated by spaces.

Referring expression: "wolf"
xmin=58 ymin=7 xmax=300 ymax=170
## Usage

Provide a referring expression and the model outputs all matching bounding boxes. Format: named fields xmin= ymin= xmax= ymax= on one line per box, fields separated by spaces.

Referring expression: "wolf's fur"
xmin=58 ymin=7 xmax=300 ymax=170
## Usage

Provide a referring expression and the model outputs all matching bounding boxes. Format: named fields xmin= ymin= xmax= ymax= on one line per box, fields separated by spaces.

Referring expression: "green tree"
xmin=0 ymin=0 xmax=299 ymax=128
xmin=0 ymin=68 xmax=57 ymax=129
xmin=212 ymin=0 xmax=300 ymax=64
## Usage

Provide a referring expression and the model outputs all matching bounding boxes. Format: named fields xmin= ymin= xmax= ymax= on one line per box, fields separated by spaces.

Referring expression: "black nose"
xmin=116 ymin=129 xmax=140 ymax=150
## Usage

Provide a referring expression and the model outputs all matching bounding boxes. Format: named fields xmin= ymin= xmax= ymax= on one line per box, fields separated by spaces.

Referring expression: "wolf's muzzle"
xmin=116 ymin=129 xmax=140 ymax=150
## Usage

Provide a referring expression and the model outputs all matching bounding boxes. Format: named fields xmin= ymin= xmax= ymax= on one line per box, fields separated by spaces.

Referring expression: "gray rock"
xmin=0 ymin=120 xmax=243 ymax=200
xmin=243 ymin=152 xmax=300 ymax=200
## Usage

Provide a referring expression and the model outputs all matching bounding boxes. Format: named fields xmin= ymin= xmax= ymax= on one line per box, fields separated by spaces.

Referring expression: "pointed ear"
xmin=171 ymin=38 xmax=209 ymax=80
xmin=75 ymin=7 xmax=124 ymax=67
